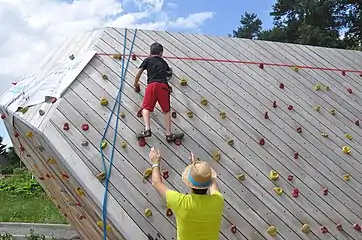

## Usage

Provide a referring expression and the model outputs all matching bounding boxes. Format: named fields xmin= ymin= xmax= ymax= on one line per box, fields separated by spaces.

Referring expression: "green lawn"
xmin=0 ymin=168 xmax=67 ymax=224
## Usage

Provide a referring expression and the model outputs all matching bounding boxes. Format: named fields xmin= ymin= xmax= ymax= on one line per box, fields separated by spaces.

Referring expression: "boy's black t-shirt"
xmin=139 ymin=56 xmax=170 ymax=85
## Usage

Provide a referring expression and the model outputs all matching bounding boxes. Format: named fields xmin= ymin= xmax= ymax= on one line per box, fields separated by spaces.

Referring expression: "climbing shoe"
xmin=166 ymin=133 xmax=184 ymax=142
xmin=136 ymin=129 xmax=152 ymax=138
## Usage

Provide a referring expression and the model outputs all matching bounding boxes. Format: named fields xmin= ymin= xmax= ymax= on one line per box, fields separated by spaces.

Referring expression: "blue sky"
xmin=0 ymin=0 xmax=276 ymax=147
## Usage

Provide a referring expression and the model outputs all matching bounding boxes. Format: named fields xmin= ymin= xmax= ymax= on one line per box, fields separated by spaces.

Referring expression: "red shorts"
xmin=142 ymin=82 xmax=170 ymax=113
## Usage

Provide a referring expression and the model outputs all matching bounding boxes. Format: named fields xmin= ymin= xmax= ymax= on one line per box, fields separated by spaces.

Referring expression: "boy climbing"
xmin=133 ymin=42 xmax=184 ymax=143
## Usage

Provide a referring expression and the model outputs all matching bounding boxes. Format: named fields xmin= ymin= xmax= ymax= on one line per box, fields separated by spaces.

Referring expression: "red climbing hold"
xmin=51 ymin=97 xmax=57 ymax=104
xmin=138 ymin=137 xmax=146 ymax=147
xmin=258 ymin=63 xmax=264 ymax=69
xmin=273 ymin=101 xmax=277 ymax=108
xmin=294 ymin=152 xmax=299 ymax=159
xmin=132 ymin=54 xmax=137 ymax=61
xmin=166 ymin=208 xmax=173 ymax=217
xmin=296 ymin=127 xmax=302 ymax=133
xmin=14 ymin=132 xmax=19 ymax=138
xmin=134 ymin=85 xmax=141 ymax=93
xmin=75 ymin=202 xmax=81 ymax=207
xmin=288 ymin=175 xmax=293 ymax=181
xmin=12 ymin=82 xmax=17 ymax=85
xmin=171 ymin=111 xmax=177 ymax=118
xmin=292 ymin=188 xmax=299 ymax=198
xmin=39 ymin=176 xmax=45 ymax=180
xmin=230 ymin=225 xmax=237 ymax=234
xmin=175 ymin=138 xmax=182 ymax=146
xmin=264 ymin=112 xmax=269 ymax=119
xmin=336 ymin=223 xmax=343 ymax=231
xmin=1 ymin=113 xmax=5 ymax=119
xmin=137 ymin=109 xmax=143 ymax=118
xmin=162 ymin=170 xmax=169 ymax=179
xmin=46 ymin=173 xmax=51 ymax=179
xmin=356 ymin=120 xmax=360 ymax=126
xmin=63 ymin=123 xmax=70 ymax=131
xmin=347 ymin=88 xmax=353 ymax=94
xmin=279 ymin=83 xmax=285 ymax=89
xmin=259 ymin=138 xmax=265 ymax=145
xmin=321 ymin=226 xmax=329 ymax=234
xmin=342 ymin=70 xmax=346 ymax=76
xmin=81 ymin=124 xmax=89 ymax=131
xmin=323 ymin=188 xmax=328 ymax=195
xmin=79 ymin=216 xmax=86 ymax=220
xmin=353 ymin=224 xmax=361 ymax=231
xmin=288 ymin=105 xmax=293 ymax=110
xmin=20 ymin=145 xmax=25 ymax=152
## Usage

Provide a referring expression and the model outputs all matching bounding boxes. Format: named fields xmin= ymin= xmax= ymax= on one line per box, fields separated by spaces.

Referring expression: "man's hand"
xmin=149 ymin=147 xmax=161 ymax=164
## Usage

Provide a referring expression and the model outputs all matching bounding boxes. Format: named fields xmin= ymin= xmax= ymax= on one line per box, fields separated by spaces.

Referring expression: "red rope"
xmin=96 ymin=53 xmax=362 ymax=74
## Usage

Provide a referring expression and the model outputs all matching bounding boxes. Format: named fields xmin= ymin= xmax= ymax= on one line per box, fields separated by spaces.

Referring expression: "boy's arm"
xmin=134 ymin=59 xmax=147 ymax=87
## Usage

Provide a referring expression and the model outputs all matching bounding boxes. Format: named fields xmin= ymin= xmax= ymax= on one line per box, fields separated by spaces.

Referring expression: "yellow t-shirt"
xmin=166 ymin=190 xmax=224 ymax=240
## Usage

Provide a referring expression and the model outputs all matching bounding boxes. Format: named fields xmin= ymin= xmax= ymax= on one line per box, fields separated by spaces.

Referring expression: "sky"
xmin=0 ymin=0 xmax=276 ymax=147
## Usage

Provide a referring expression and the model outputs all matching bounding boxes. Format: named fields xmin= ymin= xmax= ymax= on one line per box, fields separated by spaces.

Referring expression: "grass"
xmin=0 ymin=168 xmax=67 ymax=224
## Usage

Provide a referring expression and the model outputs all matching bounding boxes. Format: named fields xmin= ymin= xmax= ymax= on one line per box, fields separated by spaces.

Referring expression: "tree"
xmin=231 ymin=12 xmax=263 ymax=39
xmin=0 ymin=136 xmax=6 ymax=156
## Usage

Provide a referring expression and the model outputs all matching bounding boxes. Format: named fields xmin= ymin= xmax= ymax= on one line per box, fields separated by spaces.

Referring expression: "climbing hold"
xmin=19 ymin=106 xmax=29 ymax=114
xmin=296 ymin=127 xmax=302 ymax=133
xmin=353 ymin=224 xmax=361 ymax=231
xmin=321 ymin=133 xmax=328 ymax=137
xmin=120 ymin=112 xmax=126 ymax=118
xmin=81 ymin=141 xmax=88 ymax=147
xmin=51 ymin=97 xmax=57 ymax=104
xmin=273 ymin=187 xmax=283 ymax=196
xmin=292 ymin=188 xmax=299 ymax=198
xmin=345 ymin=134 xmax=353 ymax=140
xmin=132 ymin=54 xmax=137 ymax=61
xmin=301 ymin=224 xmax=311 ymax=233
xmin=162 ymin=170 xmax=169 ymax=179
xmin=14 ymin=132 xmax=19 ymax=138
xmin=1 ymin=113 xmax=6 ymax=119
xmin=355 ymin=120 xmax=360 ymax=126
xmin=180 ymin=78 xmax=188 ymax=86
xmin=20 ymin=145 xmax=25 ymax=152
xmin=219 ymin=111 xmax=226 ymax=119
xmin=134 ymin=85 xmax=141 ymax=93
xmin=236 ymin=174 xmax=245 ymax=181
xmin=34 ymin=164 xmax=39 ymax=169
xmin=97 ymin=221 xmax=111 ymax=232
xmin=46 ymin=173 xmax=51 ymax=179
xmin=264 ymin=112 xmax=269 ymax=119
xmin=314 ymin=84 xmax=321 ymax=91
xmin=187 ymin=111 xmax=193 ymax=118
xmin=63 ymin=123 xmax=70 ymax=131
xmin=343 ymin=174 xmax=350 ymax=181
xmin=39 ymin=109 xmax=45 ymax=116
xmin=137 ymin=109 xmax=143 ymax=118
xmin=342 ymin=146 xmax=350 ymax=154
xmin=212 ymin=150 xmax=221 ymax=161
xmin=47 ymin=158 xmax=56 ymax=164
xmin=96 ymin=172 xmax=105 ymax=182
xmin=25 ymin=132 xmax=33 ymax=138
xmin=294 ymin=151 xmax=299 ymax=159
xmin=101 ymin=140 xmax=108 ymax=149
xmin=227 ymin=139 xmax=234 ymax=146
xmin=102 ymin=74 xmax=108 ymax=80
xmin=81 ymin=123 xmax=89 ymax=131
xmin=342 ymin=70 xmax=346 ymax=76
xmin=175 ymin=138 xmax=182 ymax=146
xmin=230 ymin=225 xmax=237 ymax=234
xmin=144 ymin=208 xmax=152 ymax=217
xmin=143 ymin=168 xmax=153 ymax=183
xmin=100 ymin=98 xmax=108 ymax=106
xmin=61 ymin=172 xmax=69 ymax=180
xmin=269 ymin=170 xmax=279 ymax=181
xmin=314 ymin=106 xmax=321 ymax=112
xmin=288 ymin=105 xmax=293 ymax=110
xmin=347 ymin=88 xmax=353 ymax=94
xmin=279 ymin=83 xmax=285 ymax=89
xmin=38 ymin=176 xmax=45 ymax=180
xmin=166 ymin=208 xmax=173 ymax=217
xmin=171 ymin=111 xmax=177 ymax=119
xmin=121 ymin=141 xmax=127 ymax=149
xmin=323 ymin=188 xmax=328 ymax=196
xmin=267 ymin=226 xmax=277 ymax=236
xmin=138 ymin=137 xmax=146 ymax=147
xmin=200 ymin=97 xmax=208 ymax=106
xmin=329 ymin=109 xmax=336 ymax=115
xmin=258 ymin=63 xmax=264 ymax=69
xmin=324 ymin=85 xmax=330 ymax=91
xmin=273 ymin=101 xmax=277 ymax=108
xmin=259 ymin=138 xmax=265 ymax=145
xmin=336 ymin=223 xmax=343 ymax=231
xmin=79 ymin=216 xmax=86 ymax=220
xmin=75 ymin=202 xmax=81 ymax=207
xmin=292 ymin=66 xmax=299 ymax=72
xmin=320 ymin=226 xmax=329 ymax=234
xmin=287 ymin=175 xmax=293 ymax=181
xmin=69 ymin=54 xmax=75 ymax=60
xmin=113 ymin=54 xmax=122 ymax=59
xmin=76 ymin=187 xmax=85 ymax=197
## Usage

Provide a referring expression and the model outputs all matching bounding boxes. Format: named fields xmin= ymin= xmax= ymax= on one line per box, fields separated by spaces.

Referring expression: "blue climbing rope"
xmin=100 ymin=28 xmax=138 ymax=240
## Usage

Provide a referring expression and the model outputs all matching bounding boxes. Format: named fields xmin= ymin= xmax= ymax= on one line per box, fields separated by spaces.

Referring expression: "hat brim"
xmin=181 ymin=164 xmax=217 ymax=189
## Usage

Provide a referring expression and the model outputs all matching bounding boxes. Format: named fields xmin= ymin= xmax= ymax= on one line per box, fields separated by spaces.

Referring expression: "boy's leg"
xmin=138 ymin=83 xmax=157 ymax=138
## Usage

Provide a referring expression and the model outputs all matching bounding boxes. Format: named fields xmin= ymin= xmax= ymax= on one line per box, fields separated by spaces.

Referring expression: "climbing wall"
xmin=1 ymin=27 xmax=362 ymax=240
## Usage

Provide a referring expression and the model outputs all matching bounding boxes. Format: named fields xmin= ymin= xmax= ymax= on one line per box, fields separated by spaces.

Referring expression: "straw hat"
xmin=182 ymin=161 xmax=217 ymax=189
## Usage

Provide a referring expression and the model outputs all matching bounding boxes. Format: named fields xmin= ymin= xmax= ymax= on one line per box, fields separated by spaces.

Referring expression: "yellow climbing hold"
xmin=121 ymin=141 xmax=127 ymax=149
xmin=292 ymin=66 xmax=299 ymax=72
xmin=76 ymin=187 xmax=85 ymax=197
xmin=342 ymin=146 xmax=351 ymax=154
xmin=143 ymin=168 xmax=153 ymax=183
xmin=113 ymin=54 xmax=122 ymax=60
xmin=187 ymin=111 xmax=193 ymax=118
xmin=329 ymin=109 xmax=336 ymax=115
xmin=100 ymin=98 xmax=108 ymax=106
xmin=25 ymin=132 xmax=33 ymax=138
xmin=20 ymin=106 xmax=29 ymax=114
xmin=96 ymin=172 xmax=105 ymax=182
xmin=321 ymin=133 xmax=328 ymax=137
xmin=145 ymin=208 xmax=152 ymax=217
xmin=236 ymin=174 xmax=245 ymax=181
xmin=200 ymin=97 xmax=208 ymax=106
xmin=102 ymin=74 xmax=108 ymax=80
xmin=345 ymin=134 xmax=353 ymax=140
xmin=120 ymin=112 xmax=125 ymax=118
xmin=97 ymin=221 xmax=112 ymax=231
xmin=180 ymin=78 xmax=188 ymax=86
xmin=273 ymin=187 xmax=283 ymax=196
xmin=314 ymin=84 xmax=321 ymax=91
xmin=269 ymin=170 xmax=279 ymax=181
xmin=101 ymin=140 xmax=108 ymax=149
xmin=212 ymin=150 xmax=221 ymax=161
xmin=267 ymin=226 xmax=277 ymax=236
xmin=47 ymin=158 xmax=56 ymax=164
xmin=301 ymin=224 xmax=311 ymax=233
xmin=219 ymin=111 xmax=226 ymax=119
xmin=314 ymin=106 xmax=321 ymax=112
xmin=343 ymin=174 xmax=350 ymax=181
xmin=227 ymin=139 xmax=234 ymax=146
